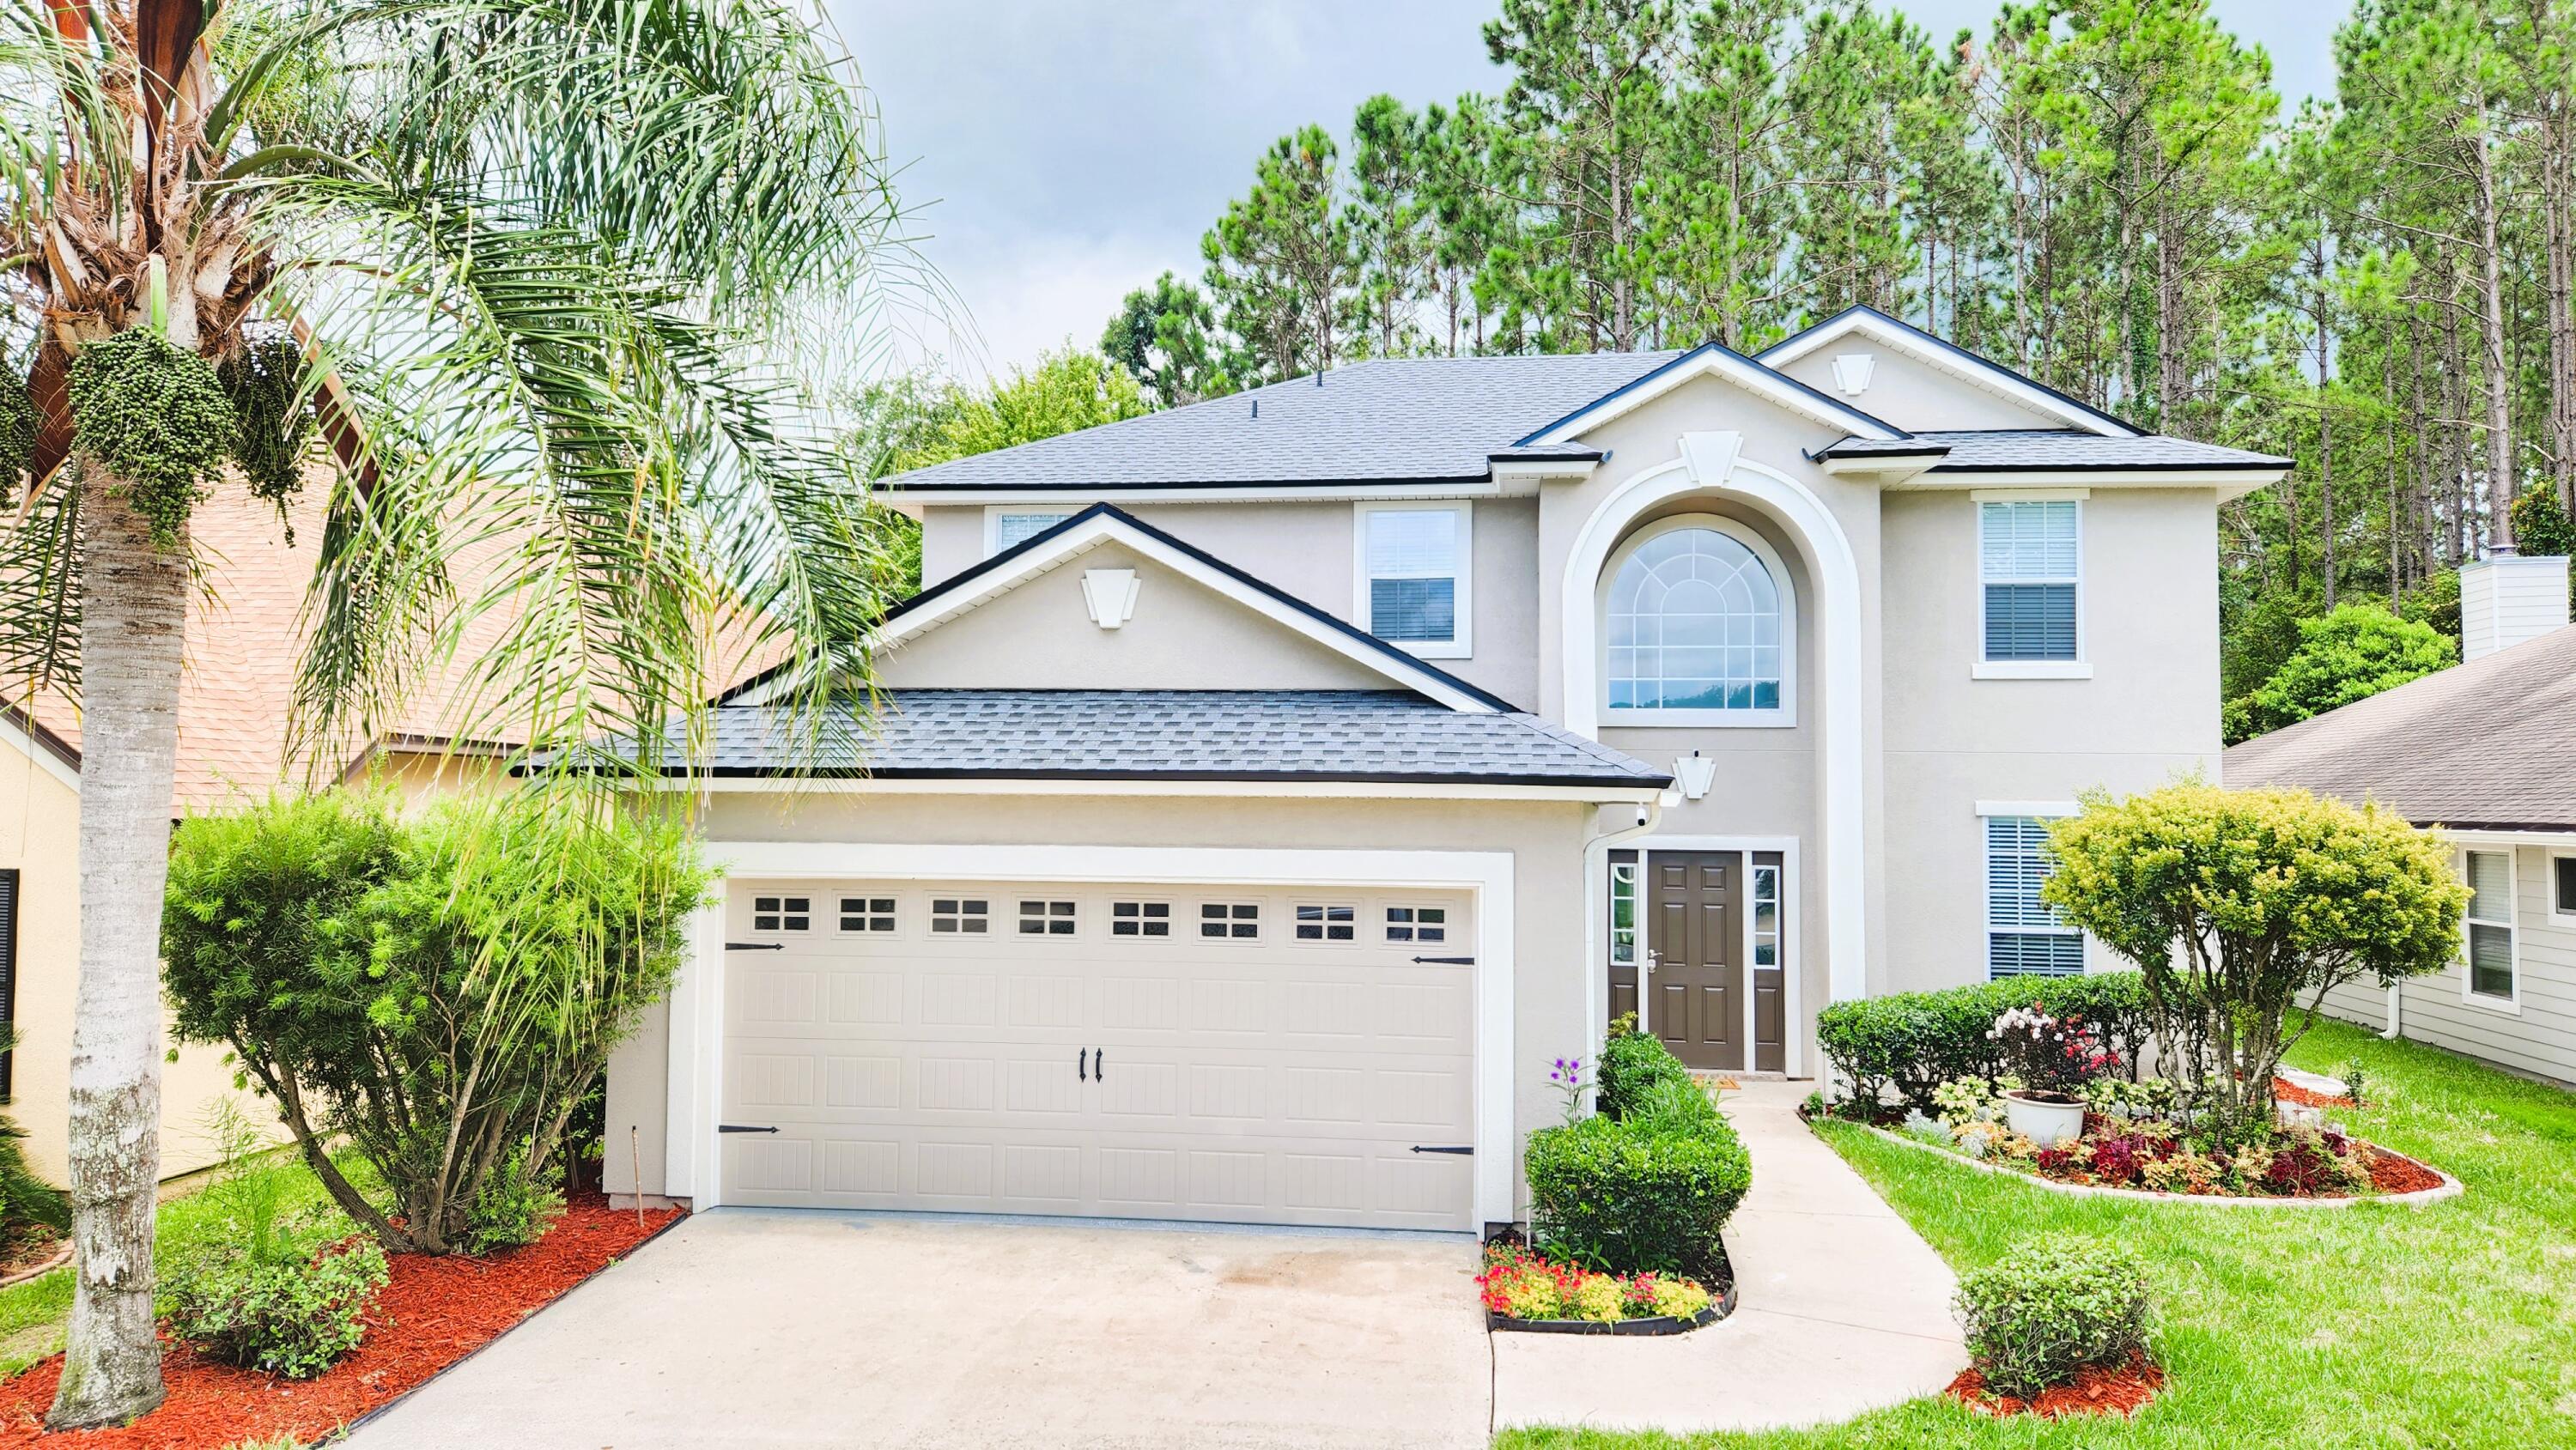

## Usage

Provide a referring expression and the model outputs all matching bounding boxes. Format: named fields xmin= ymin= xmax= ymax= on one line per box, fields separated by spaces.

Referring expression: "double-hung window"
xmin=987 ymin=509 xmax=1075 ymax=555
xmin=1985 ymin=815 xmax=2082 ymax=978
xmin=1357 ymin=503 xmax=1471 ymax=656
xmin=2464 ymin=849 xmax=2518 ymax=1007
xmin=1978 ymin=499 xmax=2084 ymax=676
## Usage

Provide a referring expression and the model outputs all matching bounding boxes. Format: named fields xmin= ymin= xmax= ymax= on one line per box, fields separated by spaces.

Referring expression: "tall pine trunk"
xmin=2474 ymin=116 xmax=2518 ymax=552
xmin=48 ymin=477 xmax=185 ymax=1429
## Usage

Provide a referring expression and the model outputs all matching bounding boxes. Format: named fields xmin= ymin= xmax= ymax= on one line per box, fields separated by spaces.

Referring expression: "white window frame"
xmin=1596 ymin=513 xmax=1797 ymax=728
xmin=1353 ymin=501 xmax=1473 ymax=658
xmin=1977 ymin=802 xmax=2085 ymax=980
xmin=2460 ymin=847 xmax=2521 ymax=1012
xmin=1607 ymin=858 xmax=1639 ymax=967
xmin=983 ymin=506 xmax=1079 ymax=557
xmin=2549 ymin=850 xmax=2576 ymax=929
xmin=1971 ymin=490 xmax=2091 ymax=681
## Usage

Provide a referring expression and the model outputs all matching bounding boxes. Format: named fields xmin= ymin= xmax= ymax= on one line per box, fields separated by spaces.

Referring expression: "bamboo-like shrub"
xmin=164 ymin=789 xmax=711 ymax=1255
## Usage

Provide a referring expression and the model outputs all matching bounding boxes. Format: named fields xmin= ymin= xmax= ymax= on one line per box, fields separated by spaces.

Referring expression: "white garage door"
xmin=719 ymin=879 xmax=1477 ymax=1230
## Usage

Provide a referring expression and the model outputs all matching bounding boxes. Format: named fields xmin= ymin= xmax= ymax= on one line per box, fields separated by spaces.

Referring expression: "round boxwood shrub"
xmin=1526 ymin=1047 xmax=1749 ymax=1279
xmin=1816 ymin=974 xmax=2151 ymax=1112
xmin=1953 ymin=1234 xmax=2154 ymax=1399
xmin=1595 ymin=1016 xmax=1693 ymax=1121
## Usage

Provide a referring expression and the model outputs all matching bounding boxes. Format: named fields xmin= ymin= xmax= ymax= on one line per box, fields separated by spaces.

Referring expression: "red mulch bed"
xmin=2364 ymin=1148 xmax=2445 ymax=1195
xmin=1948 ymin=1350 xmax=2165 ymax=1418
xmin=0 ymin=1194 xmax=681 ymax=1447
xmin=2275 ymin=1079 xmax=2355 ymax=1110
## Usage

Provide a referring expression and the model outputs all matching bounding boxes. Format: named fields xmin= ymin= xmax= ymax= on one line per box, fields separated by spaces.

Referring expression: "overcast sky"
xmin=827 ymin=1 xmax=2351 ymax=382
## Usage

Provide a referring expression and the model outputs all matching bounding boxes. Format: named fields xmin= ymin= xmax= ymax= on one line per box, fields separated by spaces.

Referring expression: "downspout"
xmin=2383 ymin=981 xmax=2403 ymax=1041
xmin=1581 ymin=790 xmax=1668 ymax=1113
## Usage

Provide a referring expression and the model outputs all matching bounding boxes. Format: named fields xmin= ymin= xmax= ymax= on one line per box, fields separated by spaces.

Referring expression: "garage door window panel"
xmin=1294 ymin=904 xmax=1357 ymax=942
xmin=1111 ymin=901 xmax=1172 ymax=937
xmin=1384 ymin=906 xmax=1448 ymax=944
xmin=1200 ymin=902 xmax=1260 ymax=939
xmin=1018 ymin=900 xmax=1078 ymax=936
xmin=932 ymin=898 xmax=989 ymax=934
xmin=752 ymin=895 xmax=811 ymax=933
xmin=838 ymin=896 xmax=896 ymax=933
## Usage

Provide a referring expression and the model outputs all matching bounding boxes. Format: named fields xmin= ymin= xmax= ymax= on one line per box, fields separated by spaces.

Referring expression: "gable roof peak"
xmin=1758 ymin=306 xmax=2145 ymax=439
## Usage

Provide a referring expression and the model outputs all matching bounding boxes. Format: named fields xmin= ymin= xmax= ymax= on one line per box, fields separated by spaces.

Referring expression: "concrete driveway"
xmin=340 ymin=1210 xmax=1492 ymax=1450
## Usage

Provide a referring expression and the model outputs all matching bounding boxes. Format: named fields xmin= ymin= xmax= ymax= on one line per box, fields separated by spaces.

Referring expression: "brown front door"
xmin=1648 ymin=852 xmax=1743 ymax=1071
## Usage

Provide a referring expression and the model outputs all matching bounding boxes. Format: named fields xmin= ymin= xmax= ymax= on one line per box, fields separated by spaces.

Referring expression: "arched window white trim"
xmin=1597 ymin=513 xmax=1797 ymax=727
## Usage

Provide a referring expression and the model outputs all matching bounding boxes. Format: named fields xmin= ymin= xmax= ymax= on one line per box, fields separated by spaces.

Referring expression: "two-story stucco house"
xmin=598 ymin=306 xmax=2289 ymax=1235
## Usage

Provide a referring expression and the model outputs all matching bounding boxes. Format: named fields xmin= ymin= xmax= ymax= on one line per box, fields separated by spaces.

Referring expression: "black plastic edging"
xmin=319 ymin=1206 xmax=694 ymax=1446
xmin=1485 ymin=1247 xmax=1740 ymax=1337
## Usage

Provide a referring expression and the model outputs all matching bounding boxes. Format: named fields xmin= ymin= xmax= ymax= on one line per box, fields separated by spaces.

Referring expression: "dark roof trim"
xmin=666 ymin=765 xmax=1675 ymax=788
xmin=716 ymin=503 xmax=1521 ymax=713
xmin=2403 ymin=818 xmax=2576 ymax=834
xmin=1510 ymin=340 xmax=1907 ymax=447
xmin=886 ymin=472 xmax=1500 ymax=494
xmin=1 ymin=701 xmax=79 ymax=771
xmin=1759 ymin=305 xmax=2147 ymax=438
xmin=1922 ymin=458 xmax=2291 ymax=474
xmin=1806 ymin=442 xmax=1952 ymax=462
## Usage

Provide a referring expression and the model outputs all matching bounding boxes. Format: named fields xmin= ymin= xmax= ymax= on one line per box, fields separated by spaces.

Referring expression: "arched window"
xmin=1603 ymin=519 xmax=1793 ymax=723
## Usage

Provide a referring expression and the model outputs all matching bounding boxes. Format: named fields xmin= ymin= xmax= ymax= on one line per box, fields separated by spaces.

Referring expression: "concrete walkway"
xmin=342 ymin=1211 xmax=1489 ymax=1450
xmin=1492 ymin=1080 xmax=1966 ymax=1435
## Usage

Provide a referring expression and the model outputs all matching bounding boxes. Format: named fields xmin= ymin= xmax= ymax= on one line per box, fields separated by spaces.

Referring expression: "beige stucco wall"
xmin=878 ymin=539 xmax=1394 ymax=693
xmin=603 ymin=789 xmax=1599 ymax=1212
xmin=915 ymin=499 xmax=1546 ymax=710
xmin=1768 ymin=346 xmax=2071 ymax=432
xmin=0 ymin=743 xmax=257 ymax=1185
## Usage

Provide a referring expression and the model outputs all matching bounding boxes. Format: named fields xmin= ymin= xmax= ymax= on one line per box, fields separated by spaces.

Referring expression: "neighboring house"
xmin=0 ymin=487 xmax=539 ymax=1183
xmin=592 ymin=304 xmax=2288 ymax=1234
xmin=2229 ymin=553 xmax=2576 ymax=1089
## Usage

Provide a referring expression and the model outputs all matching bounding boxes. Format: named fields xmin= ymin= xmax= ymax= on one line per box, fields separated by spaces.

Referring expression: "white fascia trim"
xmin=2444 ymin=829 xmax=2576 ymax=848
xmin=1353 ymin=500 xmax=1473 ymax=659
xmin=1525 ymin=349 xmax=1903 ymax=446
xmin=1490 ymin=458 xmax=1600 ymax=487
xmin=1758 ymin=312 xmax=2139 ymax=438
xmin=844 ymin=513 xmax=1499 ymax=714
xmin=1970 ymin=487 xmax=2092 ymax=502
xmin=1818 ymin=456 xmax=1941 ymax=482
xmin=0 ymin=714 xmax=80 ymax=794
xmin=1560 ymin=442 xmax=1868 ymax=1010
xmin=1972 ymin=661 xmax=2094 ymax=680
xmin=1901 ymin=469 xmax=2288 ymax=501
xmin=665 ymin=841 xmax=1518 ymax=1226
xmin=664 ymin=777 xmax=1665 ymax=804
xmin=898 ymin=481 xmax=1510 ymax=507
xmin=1618 ymin=834 xmax=1806 ymax=1077
xmin=1973 ymin=800 xmax=2081 ymax=819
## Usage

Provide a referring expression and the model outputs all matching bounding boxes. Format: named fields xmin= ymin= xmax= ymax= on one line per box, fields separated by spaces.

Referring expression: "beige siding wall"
xmin=0 ymin=742 xmax=256 ymax=1184
xmin=603 ymin=790 xmax=1597 ymax=1209
xmin=2317 ymin=846 xmax=2576 ymax=1087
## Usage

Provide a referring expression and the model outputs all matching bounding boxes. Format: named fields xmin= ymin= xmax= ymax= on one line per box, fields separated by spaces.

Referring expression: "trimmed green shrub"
xmin=1526 ymin=1032 xmax=1747 ymax=1278
xmin=167 ymin=1238 xmax=389 ymax=1379
xmin=1954 ymin=1234 xmax=2155 ymax=1399
xmin=1816 ymin=974 xmax=2152 ymax=1111
xmin=1595 ymin=1017 xmax=1692 ymax=1121
xmin=461 ymin=1152 xmax=567 ymax=1256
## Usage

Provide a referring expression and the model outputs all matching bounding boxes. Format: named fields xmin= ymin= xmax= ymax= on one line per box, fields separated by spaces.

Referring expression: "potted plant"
xmin=1987 ymin=1004 xmax=2117 ymax=1147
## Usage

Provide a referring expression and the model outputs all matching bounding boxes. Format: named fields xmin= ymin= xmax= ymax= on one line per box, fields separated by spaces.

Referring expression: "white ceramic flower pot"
xmin=2002 ymin=1091 xmax=2086 ymax=1148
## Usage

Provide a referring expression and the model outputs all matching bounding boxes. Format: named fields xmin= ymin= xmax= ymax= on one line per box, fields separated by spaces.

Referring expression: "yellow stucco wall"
xmin=0 ymin=737 xmax=258 ymax=1186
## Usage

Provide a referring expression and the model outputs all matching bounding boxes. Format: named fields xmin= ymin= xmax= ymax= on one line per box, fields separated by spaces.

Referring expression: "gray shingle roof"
xmin=2225 ymin=624 xmax=2576 ymax=830
xmin=1819 ymin=429 xmax=2287 ymax=470
xmin=881 ymin=353 xmax=1679 ymax=491
xmin=612 ymin=690 xmax=1673 ymax=787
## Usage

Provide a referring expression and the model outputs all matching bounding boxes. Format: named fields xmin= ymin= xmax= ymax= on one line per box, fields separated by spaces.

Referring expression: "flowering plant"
xmin=1547 ymin=1055 xmax=1587 ymax=1126
xmin=1986 ymin=1004 xmax=2120 ymax=1101
xmin=1477 ymin=1241 xmax=1714 ymax=1324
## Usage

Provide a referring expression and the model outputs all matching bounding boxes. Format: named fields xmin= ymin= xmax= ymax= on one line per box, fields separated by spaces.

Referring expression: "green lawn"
xmin=1499 ymin=1020 xmax=2576 ymax=1450
xmin=0 ymin=1148 xmax=378 ymax=1376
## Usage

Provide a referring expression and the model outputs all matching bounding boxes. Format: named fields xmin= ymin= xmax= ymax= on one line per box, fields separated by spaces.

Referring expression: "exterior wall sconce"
xmin=1082 ymin=568 xmax=1140 ymax=629
xmin=1674 ymin=749 xmax=1717 ymax=801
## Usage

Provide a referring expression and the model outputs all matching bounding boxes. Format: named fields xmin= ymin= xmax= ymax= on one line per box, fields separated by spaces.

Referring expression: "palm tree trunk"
xmin=47 ymin=477 xmax=186 ymax=1430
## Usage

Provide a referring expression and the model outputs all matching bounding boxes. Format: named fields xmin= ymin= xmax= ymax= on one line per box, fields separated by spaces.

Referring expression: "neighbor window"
xmin=1018 ymin=900 xmax=1078 ymax=937
xmin=1605 ymin=522 xmax=1787 ymax=719
xmin=1387 ymin=905 xmax=1448 ymax=945
xmin=1110 ymin=901 xmax=1171 ymax=937
xmin=1295 ymin=904 xmax=1357 ymax=942
xmin=752 ymin=895 xmax=811 ymax=933
xmin=1200 ymin=902 xmax=1260 ymax=939
xmin=931 ymin=898 xmax=989 ymax=935
xmin=1358 ymin=504 xmax=1470 ymax=654
xmin=1985 ymin=816 xmax=2081 ymax=978
xmin=2464 ymin=850 xmax=2517 ymax=1004
xmin=1979 ymin=501 xmax=2081 ymax=662
xmin=991 ymin=510 xmax=1074 ymax=553
xmin=838 ymin=896 xmax=896 ymax=933
xmin=2554 ymin=854 xmax=2576 ymax=921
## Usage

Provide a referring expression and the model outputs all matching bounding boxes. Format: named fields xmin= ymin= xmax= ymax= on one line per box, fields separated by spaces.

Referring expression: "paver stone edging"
xmin=1843 ymin=1121 xmax=2464 ymax=1208
xmin=319 ymin=1206 xmax=694 ymax=1445
xmin=0 ymin=1240 xmax=72 ymax=1290
xmin=1485 ymin=1256 xmax=1739 ymax=1337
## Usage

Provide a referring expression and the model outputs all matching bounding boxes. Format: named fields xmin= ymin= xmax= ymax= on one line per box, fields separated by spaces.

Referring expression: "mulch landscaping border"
xmin=1949 ymin=1350 xmax=2166 ymax=1419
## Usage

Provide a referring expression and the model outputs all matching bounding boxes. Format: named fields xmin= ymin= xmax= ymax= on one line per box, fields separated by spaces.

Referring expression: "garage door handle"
xmin=718 ymin=1124 xmax=780 ymax=1134
xmin=1095 ymin=1048 xmax=1105 ymax=1080
xmin=1411 ymin=956 xmax=1474 ymax=965
xmin=1078 ymin=1049 xmax=1088 ymax=1082
xmin=1410 ymin=1145 xmax=1473 ymax=1155
xmin=725 ymin=942 xmax=785 ymax=952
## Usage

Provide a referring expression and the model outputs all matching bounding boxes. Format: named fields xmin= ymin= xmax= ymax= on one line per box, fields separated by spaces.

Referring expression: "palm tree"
xmin=1 ymin=0 xmax=908 ymax=1426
